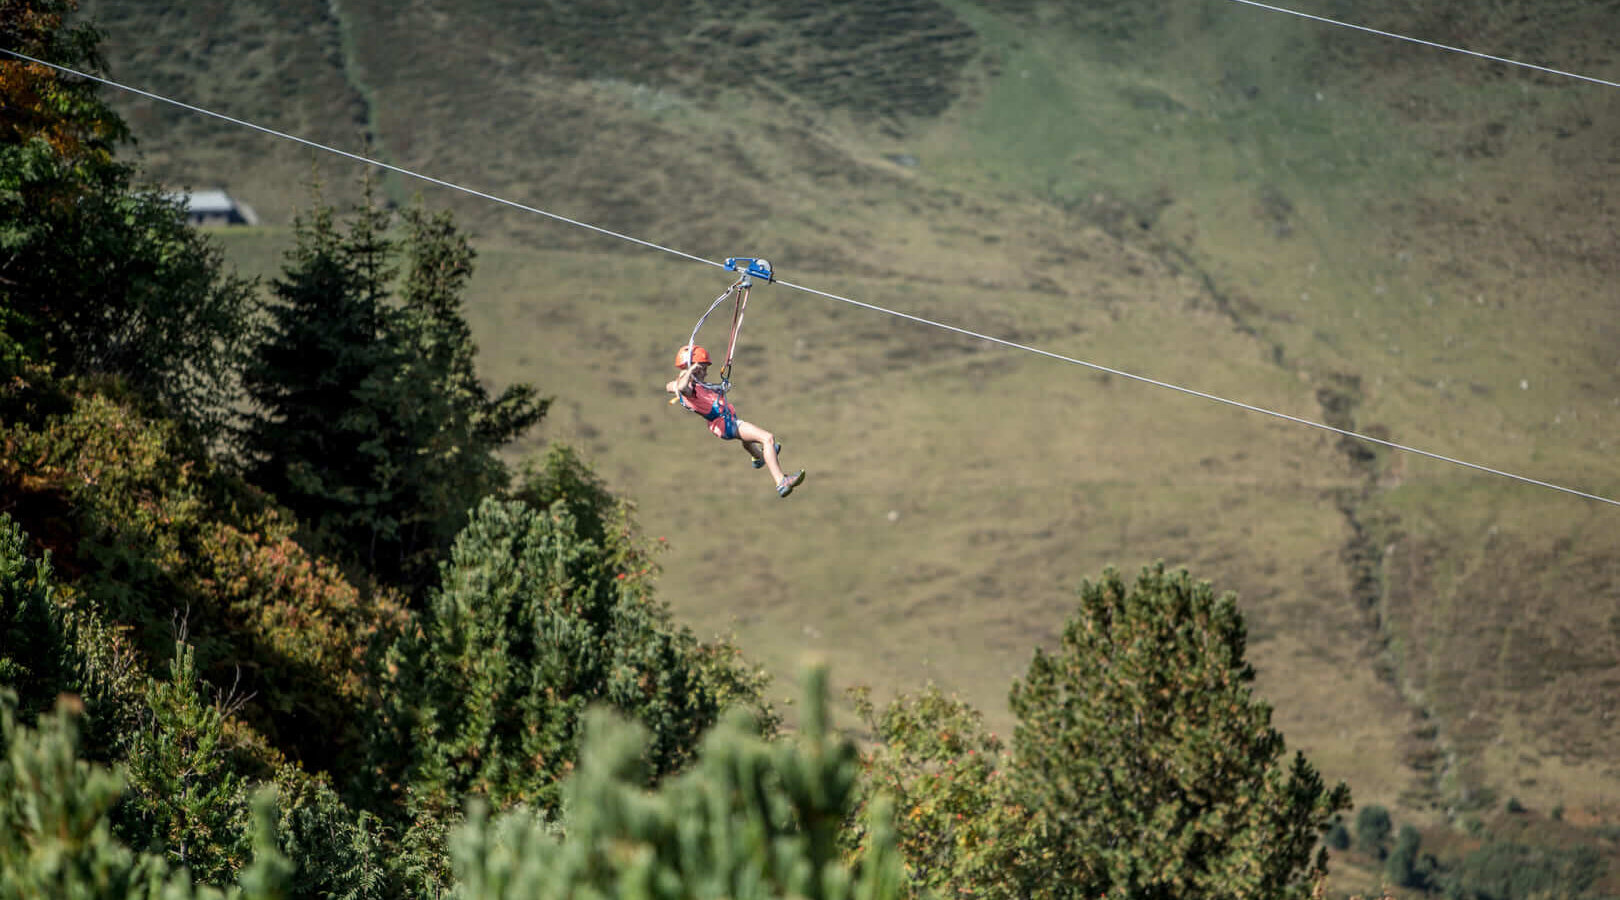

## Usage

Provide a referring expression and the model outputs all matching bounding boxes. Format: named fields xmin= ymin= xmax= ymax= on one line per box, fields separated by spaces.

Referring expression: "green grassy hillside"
xmin=78 ymin=0 xmax=1620 ymax=863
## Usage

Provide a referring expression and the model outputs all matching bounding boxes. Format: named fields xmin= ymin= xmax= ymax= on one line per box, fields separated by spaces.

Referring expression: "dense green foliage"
xmin=0 ymin=690 xmax=295 ymax=900
xmin=1002 ymin=564 xmax=1351 ymax=899
xmin=0 ymin=0 xmax=253 ymax=438
xmin=0 ymin=511 xmax=69 ymax=720
xmin=2 ymin=668 xmax=902 ymax=900
xmin=847 ymin=683 xmax=1013 ymax=897
xmin=1 ymin=484 xmax=784 ymax=895
xmin=399 ymin=496 xmax=747 ymax=812
xmin=452 ymin=667 xmax=908 ymax=900
xmin=0 ymin=383 xmax=412 ymax=777
xmin=849 ymin=565 xmax=1354 ymax=900
xmin=242 ymin=191 xmax=547 ymax=594
xmin=1356 ymin=812 xmax=1610 ymax=900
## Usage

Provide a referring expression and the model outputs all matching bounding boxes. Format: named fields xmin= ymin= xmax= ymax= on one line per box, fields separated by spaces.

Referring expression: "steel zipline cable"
xmin=3 ymin=46 xmax=1616 ymax=509
xmin=1221 ymin=0 xmax=1620 ymax=91
xmin=0 ymin=49 xmax=724 ymax=273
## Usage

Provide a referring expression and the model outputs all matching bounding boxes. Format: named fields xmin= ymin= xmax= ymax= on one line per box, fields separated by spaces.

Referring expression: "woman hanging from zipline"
xmin=665 ymin=258 xmax=806 ymax=498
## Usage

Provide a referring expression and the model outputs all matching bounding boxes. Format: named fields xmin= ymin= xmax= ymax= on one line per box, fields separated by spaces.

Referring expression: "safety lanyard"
xmin=685 ymin=277 xmax=747 ymax=393
xmin=682 ymin=258 xmax=773 ymax=394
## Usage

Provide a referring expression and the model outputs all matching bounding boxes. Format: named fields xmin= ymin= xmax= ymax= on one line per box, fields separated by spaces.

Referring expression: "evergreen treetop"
xmin=1006 ymin=563 xmax=1351 ymax=899
xmin=242 ymin=188 xmax=546 ymax=595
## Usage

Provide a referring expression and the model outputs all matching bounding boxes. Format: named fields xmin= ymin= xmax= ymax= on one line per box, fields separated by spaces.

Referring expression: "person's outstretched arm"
xmin=667 ymin=366 xmax=695 ymax=397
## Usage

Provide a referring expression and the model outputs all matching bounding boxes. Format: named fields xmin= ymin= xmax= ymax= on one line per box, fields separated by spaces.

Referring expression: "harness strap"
xmin=685 ymin=275 xmax=749 ymax=394
xmin=686 ymin=279 xmax=741 ymax=351
xmin=719 ymin=282 xmax=749 ymax=386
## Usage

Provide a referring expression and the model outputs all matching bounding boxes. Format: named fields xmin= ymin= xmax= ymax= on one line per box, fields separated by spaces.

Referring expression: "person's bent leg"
xmin=744 ymin=439 xmax=783 ymax=469
xmin=735 ymin=420 xmax=785 ymax=484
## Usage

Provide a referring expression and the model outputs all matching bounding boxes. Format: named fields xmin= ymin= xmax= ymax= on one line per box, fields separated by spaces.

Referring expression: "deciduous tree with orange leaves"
xmin=0 ymin=0 xmax=127 ymax=161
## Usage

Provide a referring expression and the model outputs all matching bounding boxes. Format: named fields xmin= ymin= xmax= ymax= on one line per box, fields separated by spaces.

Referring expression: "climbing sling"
xmin=682 ymin=257 xmax=774 ymax=394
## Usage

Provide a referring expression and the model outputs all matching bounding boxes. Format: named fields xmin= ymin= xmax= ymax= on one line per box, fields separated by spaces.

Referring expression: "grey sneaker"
xmin=752 ymin=441 xmax=782 ymax=469
xmin=776 ymin=469 xmax=806 ymax=498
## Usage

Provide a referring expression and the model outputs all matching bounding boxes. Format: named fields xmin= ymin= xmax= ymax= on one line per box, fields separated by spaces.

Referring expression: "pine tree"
xmin=1 ymin=689 xmax=165 ymax=899
xmin=0 ymin=513 xmax=148 ymax=763
xmin=447 ymin=665 xmax=911 ymax=900
xmin=242 ymin=190 xmax=545 ymax=593
xmin=398 ymin=205 xmax=546 ymax=452
xmin=400 ymin=494 xmax=763 ymax=816
xmin=0 ymin=689 xmax=294 ymax=900
xmin=0 ymin=513 xmax=70 ymax=722
xmin=119 ymin=640 xmax=249 ymax=887
xmin=384 ymin=204 xmax=547 ymax=587
xmin=512 ymin=443 xmax=624 ymax=550
xmin=1004 ymin=563 xmax=1351 ymax=900
xmin=263 ymin=765 xmax=390 ymax=900
xmin=242 ymin=192 xmax=398 ymax=578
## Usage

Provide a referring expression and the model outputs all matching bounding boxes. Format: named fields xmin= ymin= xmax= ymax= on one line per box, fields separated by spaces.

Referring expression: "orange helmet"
xmin=675 ymin=344 xmax=711 ymax=369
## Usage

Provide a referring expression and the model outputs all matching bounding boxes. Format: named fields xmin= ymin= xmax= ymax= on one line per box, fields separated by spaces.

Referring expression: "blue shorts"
xmin=707 ymin=404 xmax=740 ymax=440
